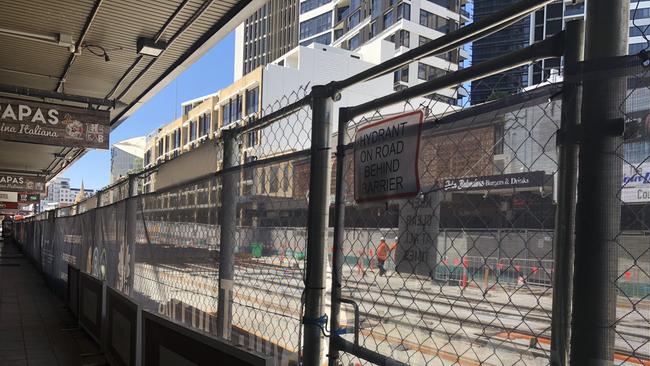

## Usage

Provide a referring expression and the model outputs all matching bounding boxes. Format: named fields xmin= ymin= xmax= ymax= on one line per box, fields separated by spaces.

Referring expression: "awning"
xmin=0 ymin=0 xmax=262 ymax=181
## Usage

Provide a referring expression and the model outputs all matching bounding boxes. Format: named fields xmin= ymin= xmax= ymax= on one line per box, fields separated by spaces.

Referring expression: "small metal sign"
xmin=0 ymin=173 xmax=46 ymax=193
xmin=0 ymin=97 xmax=109 ymax=149
xmin=354 ymin=110 xmax=423 ymax=203
xmin=396 ymin=191 xmax=441 ymax=277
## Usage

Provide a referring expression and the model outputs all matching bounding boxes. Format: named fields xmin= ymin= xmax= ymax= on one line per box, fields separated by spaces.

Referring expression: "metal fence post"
xmin=550 ymin=19 xmax=583 ymax=366
xmin=216 ymin=130 xmax=239 ymax=340
xmin=329 ymin=107 xmax=349 ymax=366
xmin=125 ymin=174 xmax=138 ymax=295
xmin=90 ymin=189 xmax=102 ymax=277
xmin=303 ymin=85 xmax=333 ymax=366
xmin=570 ymin=0 xmax=628 ymax=363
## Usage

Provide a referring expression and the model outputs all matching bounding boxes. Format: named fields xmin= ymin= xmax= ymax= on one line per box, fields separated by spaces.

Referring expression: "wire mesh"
xmin=612 ymin=54 xmax=650 ymax=365
xmin=223 ymin=85 xmax=312 ymax=364
xmin=334 ymin=61 xmax=564 ymax=365
xmin=134 ymin=174 xmax=221 ymax=332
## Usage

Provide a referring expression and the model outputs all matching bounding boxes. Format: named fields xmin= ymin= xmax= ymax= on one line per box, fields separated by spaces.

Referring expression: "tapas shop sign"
xmin=0 ymin=174 xmax=46 ymax=194
xmin=354 ymin=110 xmax=423 ymax=203
xmin=0 ymin=97 xmax=109 ymax=149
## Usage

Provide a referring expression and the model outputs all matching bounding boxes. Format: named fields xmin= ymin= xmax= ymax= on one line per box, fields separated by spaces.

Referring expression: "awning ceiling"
xmin=0 ymin=0 xmax=258 ymax=182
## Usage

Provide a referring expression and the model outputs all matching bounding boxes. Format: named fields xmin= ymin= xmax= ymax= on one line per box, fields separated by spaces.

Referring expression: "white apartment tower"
xmin=236 ymin=0 xmax=470 ymax=104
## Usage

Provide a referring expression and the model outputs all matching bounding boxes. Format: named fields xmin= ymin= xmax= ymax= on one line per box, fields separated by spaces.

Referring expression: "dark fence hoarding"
xmin=0 ymin=97 xmax=109 ymax=149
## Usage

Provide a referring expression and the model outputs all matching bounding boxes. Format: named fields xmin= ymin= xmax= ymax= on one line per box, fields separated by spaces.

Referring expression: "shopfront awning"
xmin=0 ymin=0 xmax=261 ymax=180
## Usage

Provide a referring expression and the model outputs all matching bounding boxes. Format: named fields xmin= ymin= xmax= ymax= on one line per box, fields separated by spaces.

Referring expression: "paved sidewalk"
xmin=0 ymin=238 xmax=104 ymax=366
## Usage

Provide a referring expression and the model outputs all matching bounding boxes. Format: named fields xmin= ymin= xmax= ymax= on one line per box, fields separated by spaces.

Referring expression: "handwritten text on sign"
xmin=354 ymin=110 xmax=423 ymax=202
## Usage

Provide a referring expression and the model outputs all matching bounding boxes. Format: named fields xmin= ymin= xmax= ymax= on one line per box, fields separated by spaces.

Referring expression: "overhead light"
xmin=137 ymin=37 xmax=166 ymax=57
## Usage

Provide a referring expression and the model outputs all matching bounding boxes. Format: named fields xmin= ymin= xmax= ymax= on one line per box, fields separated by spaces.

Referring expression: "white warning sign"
xmin=354 ymin=110 xmax=423 ymax=203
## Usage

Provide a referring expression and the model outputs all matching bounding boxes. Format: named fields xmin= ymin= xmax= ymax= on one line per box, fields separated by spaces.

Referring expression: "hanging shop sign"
xmin=443 ymin=171 xmax=546 ymax=192
xmin=0 ymin=174 xmax=46 ymax=193
xmin=0 ymin=202 xmax=18 ymax=209
xmin=0 ymin=97 xmax=109 ymax=149
xmin=354 ymin=110 xmax=423 ymax=203
xmin=18 ymin=192 xmax=40 ymax=202
xmin=0 ymin=191 xmax=18 ymax=202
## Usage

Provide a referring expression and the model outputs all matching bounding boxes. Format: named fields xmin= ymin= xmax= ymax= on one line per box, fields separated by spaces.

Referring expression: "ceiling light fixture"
xmin=137 ymin=37 xmax=167 ymax=57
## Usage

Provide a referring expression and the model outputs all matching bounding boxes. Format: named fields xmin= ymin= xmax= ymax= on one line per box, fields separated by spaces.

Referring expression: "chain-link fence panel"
xmin=612 ymin=54 xmax=650 ymax=364
xmin=332 ymin=60 xmax=566 ymax=365
xmin=222 ymin=88 xmax=312 ymax=365
xmin=133 ymin=174 xmax=221 ymax=334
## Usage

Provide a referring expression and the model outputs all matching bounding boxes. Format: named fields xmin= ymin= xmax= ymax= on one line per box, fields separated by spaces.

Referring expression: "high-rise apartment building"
xmin=234 ymin=0 xmax=300 ymax=79
xmin=471 ymin=0 xmax=650 ymax=104
xmin=297 ymin=0 xmax=470 ymax=101
xmin=235 ymin=0 xmax=470 ymax=104
xmin=40 ymin=177 xmax=95 ymax=210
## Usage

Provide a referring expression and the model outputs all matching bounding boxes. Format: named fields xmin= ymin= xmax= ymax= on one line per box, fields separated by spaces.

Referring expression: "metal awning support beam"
xmin=0 ymin=84 xmax=115 ymax=107
xmin=56 ymin=0 xmax=104 ymax=93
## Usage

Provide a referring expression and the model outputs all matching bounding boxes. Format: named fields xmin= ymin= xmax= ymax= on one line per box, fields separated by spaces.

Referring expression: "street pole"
xmin=303 ymin=85 xmax=333 ymax=366
xmin=216 ymin=130 xmax=239 ymax=340
xmin=550 ymin=19 xmax=583 ymax=366
xmin=570 ymin=0 xmax=628 ymax=363
xmin=328 ymin=107 xmax=350 ymax=366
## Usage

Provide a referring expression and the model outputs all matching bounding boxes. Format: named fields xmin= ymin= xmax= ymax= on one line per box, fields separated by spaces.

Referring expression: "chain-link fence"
xmin=8 ymin=5 xmax=650 ymax=366
xmin=331 ymin=62 xmax=563 ymax=365
xmin=610 ymin=54 xmax=650 ymax=365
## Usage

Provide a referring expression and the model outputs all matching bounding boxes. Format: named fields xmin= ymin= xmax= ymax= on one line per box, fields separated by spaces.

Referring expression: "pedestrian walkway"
xmin=0 ymin=238 xmax=104 ymax=366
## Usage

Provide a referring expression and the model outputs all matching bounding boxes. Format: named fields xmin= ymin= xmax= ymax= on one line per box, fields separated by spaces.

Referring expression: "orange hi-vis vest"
xmin=377 ymin=241 xmax=397 ymax=261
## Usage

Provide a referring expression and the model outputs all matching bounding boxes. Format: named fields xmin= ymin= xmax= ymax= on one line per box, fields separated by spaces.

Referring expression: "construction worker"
xmin=377 ymin=237 xmax=397 ymax=277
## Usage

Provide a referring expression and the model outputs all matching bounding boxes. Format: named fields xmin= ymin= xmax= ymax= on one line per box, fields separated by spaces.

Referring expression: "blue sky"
xmin=62 ymin=31 xmax=236 ymax=191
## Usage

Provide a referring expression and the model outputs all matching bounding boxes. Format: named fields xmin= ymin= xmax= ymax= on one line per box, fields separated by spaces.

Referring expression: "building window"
xmin=246 ymin=87 xmax=259 ymax=115
xmin=426 ymin=0 xmax=451 ymax=9
xmin=300 ymin=32 xmax=332 ymax=46
xmin=630 ymin=43 xmax=647 ymax=55
xmin=283 ymin=164 xmax=290 ymax=192
xmin=189 ymin=121 xmax=197 ymax=141
xmin=300 ymin=0 xmax=331 ymax=14
xmin=383 ymin=9 xmax=394 ymax=27
xmin=222 ymin=95 xmax=243 ymax=126
xmin=630 ymin=27 xmax=648 ymax=37
xmin=222 ymin=103 xmax=231 ymax=126
xmin=493 ymin=123 xmax=504 ymax=155
xmin=395 ymin=29 xmax=409 ymax=48
xmin=348 ymin=33 xmax=360 ymax=50
xmin=419 ymin=35 xmax=431 ymax=46
xmin=418 ymin=62 xmax=447 ymax=81
xmin=299 ymin=12 xmax=332 ymax=40
xmin=157 ymin=140 xmax=163 ymax=156
xmin=270 ymin=166 xmax=280 ymax=193
xmin=397 ymin=2 xmax=410 ymax=21
xmin=631 ymin=8 xmax=650 ymax=20
xmin=247 ymin=131 xmax=259 ymax=147
xmin=349 ymin=9 xmax=362 ymax=29
xmin=393 ymin=65 xmax=409 ymax=83
xmin=372 ymin=0 xmax=382 ymax=17
xmin=165 ymin=135 xmax=170 ymax=153
xmin=420 ymin=10 xmax=454 ymax=33
xmin=183 ymin=104 xmax=192 ymax=116
xmin=259 ymin=169 xmax=266 ymax=194
xmin=199 ymin=114 xmax=210 ymax=137
xmin=369 ymin=21 xmax=377 ymax=38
